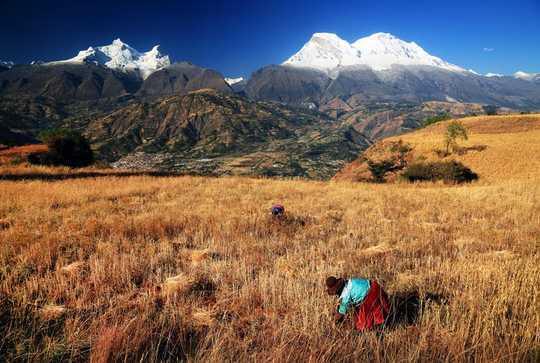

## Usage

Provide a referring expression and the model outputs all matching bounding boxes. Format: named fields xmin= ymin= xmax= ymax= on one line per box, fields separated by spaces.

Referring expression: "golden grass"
xmin=59 ymin=261 xmax=86 ymax=275
xmin=163 ymin=273 xmax=194 ymax=296
xmin=386 ymin=114 xmax=540 ymax=183
xmin=40 ymin=304 xmax=67 ymax=321
xmin=1 ymin=171 xmax=539 ymax=362
xmin=0 ymin=162 xmax=110 ymax=176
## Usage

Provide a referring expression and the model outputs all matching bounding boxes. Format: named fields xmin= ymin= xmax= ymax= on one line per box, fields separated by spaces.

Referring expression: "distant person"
xmin=326 ymin=276 xmax=390 ymax=332
xmin=271 ymin=204 xmax=285 ymax=216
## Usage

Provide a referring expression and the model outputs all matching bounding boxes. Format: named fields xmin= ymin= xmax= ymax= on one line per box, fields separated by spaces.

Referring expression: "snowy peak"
xmin=283 ymin=33 xmax=361 ymax=71
xmin=352 ymin=33 xmax=463 ymax=72
xmin=136 ymin=45 xmax=170 ymax=79
xmin=283 ymin=32 xmax=464 ymax=73
xmin=48 ymin=39 xmax=171 ymax=79
xmin=514 ymin=71 xmax=539 ymax=82
xmin=225 ymin=77 xmax=245 ymax=86
xmin=0 ymin=60 xmax=14 ymax=68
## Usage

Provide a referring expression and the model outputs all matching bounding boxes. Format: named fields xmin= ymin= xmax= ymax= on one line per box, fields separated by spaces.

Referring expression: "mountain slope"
xmin=86 ymin=89 xmax=370 ymax=179
xmin=246 ymin=64 xmax=540 ymax=110
xmin=334 ymin=113 xmax=540 ymax=183
xmin=245 ymin=65 xmax=330 ymax=106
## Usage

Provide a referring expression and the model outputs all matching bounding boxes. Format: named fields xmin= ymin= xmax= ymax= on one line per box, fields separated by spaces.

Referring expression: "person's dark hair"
xmin=326 ymin=276 xmax=339 ymax=288
xmin=326 ymin=276 xmax=345 ymax=295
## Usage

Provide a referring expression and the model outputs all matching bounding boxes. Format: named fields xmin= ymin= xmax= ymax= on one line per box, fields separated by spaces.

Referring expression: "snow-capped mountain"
xmin=283 ymin=33 xmax=363 ymax=72
xmin=48 ymin=39 xmax=170 ymax=79
xmin=249 ymin=32 xmax=540 ymax=110
xmin=0 ymin=60 xmax=14 ymax=68
xmin=283 ymin=32 xmax=464 ymax=74
xmin=225 ymin=77 xmax=244 ymax=86
xmin=514 ymin=71 xmax=540 ymax=82
xmin=486 ymin=73 xmax=504 ymax=78
xmin=352 ymin=33 xmax=463 ymax=72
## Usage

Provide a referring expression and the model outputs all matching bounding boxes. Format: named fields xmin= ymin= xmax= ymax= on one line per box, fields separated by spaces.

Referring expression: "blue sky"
xmin=1 ymin=0 xmax=538 ymax=78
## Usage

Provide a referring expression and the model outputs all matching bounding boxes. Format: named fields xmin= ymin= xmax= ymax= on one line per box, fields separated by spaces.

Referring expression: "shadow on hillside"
xmin=0 ymin=171 xmax=183 ymax=182
xmin=385 ymin=290 xmax=448 ymax=328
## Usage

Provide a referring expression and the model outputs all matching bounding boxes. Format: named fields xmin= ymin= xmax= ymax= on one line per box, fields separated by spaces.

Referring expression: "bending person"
xmin=326 ymin=276 xmax=390 ymax=332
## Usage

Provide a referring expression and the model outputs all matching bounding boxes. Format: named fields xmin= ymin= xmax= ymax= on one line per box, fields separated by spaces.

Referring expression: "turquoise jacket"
xmin=338 ymin=278 xmax=371 ymax=315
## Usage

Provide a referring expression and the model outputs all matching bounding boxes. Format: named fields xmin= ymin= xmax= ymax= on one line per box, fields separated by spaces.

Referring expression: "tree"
xmin=444 ymin=121 xmax=468 ymax=154
xmin=37 ymin=129 xmax=94 ymax=167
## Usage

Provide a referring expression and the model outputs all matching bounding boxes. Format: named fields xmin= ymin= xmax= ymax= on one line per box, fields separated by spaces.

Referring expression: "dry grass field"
xmin=1 ymin=115 xmax=539 ymax=362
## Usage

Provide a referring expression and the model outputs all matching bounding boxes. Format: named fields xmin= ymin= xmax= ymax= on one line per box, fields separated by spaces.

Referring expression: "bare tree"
xmin=445 ymin=121 xmax=468 ymax=154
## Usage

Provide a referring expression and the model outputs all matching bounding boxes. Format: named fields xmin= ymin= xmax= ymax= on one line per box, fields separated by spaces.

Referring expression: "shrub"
xmin=365 ymin=140 xmax=413 ymax=182
xmin=367 ymin=159 xmax=397 ymax=183
xmin=27 ymin=151 xmax=51 ymax=165
xmin=423 ymin=113 xmax=451 ymax=127
xmin=454 ymin=144 xmax=488 ymax=155
xmin=390 ymin=141 xmax=412 ymax=169
xmin=402 ymin=161 xmax=478 ymax=183
xmin=34 ymin=129 xmax=94 ymax=167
